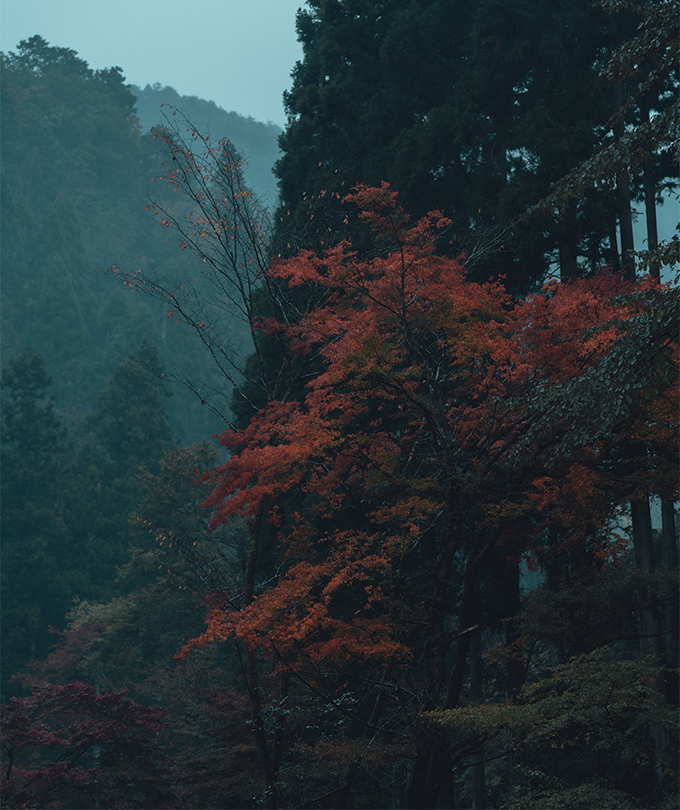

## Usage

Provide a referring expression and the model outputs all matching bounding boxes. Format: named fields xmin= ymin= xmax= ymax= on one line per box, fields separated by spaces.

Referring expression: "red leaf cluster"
xmin=186 ymin=185 xmax=677 ymax=679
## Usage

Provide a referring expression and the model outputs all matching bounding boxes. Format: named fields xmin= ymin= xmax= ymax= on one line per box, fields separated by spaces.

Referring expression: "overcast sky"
xmin=0 ymin=0 xmax=305 ymax=127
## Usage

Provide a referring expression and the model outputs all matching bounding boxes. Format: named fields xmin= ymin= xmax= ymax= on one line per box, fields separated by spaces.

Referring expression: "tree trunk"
xmin=613 ymin=84 xmax=636 ymax=281
xmin=446 ymin=531 xmax=501 ymax=710
xmin=243 ymin=507 xmax=278 ymax=808
xmin=558 ymin=200 xmax=579 ymax=280
xmin=244 ymin=507 xmax=264 ymax=603
xmin=336 ymin=689 xmax=386 ymax=809
xmin=407 ymin=530 xmax=498 ymax=809
xmin=618 ymin=173 xmax=636 ymax=281
xmin=630 ymin=497 xmax=669 ymax=789
xmin=503 ymin=559 xmax=523 ymax=698
xmin=406 ymin=742 xmax=454 ymax=810
xmin=247 ymin=647 xmax=278 ymax=809
xmin=641 ymin=97 xmax=661 ymax=280
xmin=470 ymin=626 xmax=486 ymax=810
xmin=608 ymin=216 xmax=621 ymax=273
xmin=661 ymin=501 xmax=679 ymax=671
xmin=630 ymin=497 xmax=663 ymax=658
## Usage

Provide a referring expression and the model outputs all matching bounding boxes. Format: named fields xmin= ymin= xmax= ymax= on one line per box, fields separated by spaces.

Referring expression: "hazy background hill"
xmin=132 ymin=83 xmax=281 ymax=206
xmin=1 ymin=37 xmax=281 ymax=442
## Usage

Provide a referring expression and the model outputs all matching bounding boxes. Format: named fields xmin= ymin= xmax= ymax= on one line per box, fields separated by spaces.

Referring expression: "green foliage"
xmin=430 ymin=649 xmax=678 ymax=808
xmin=508 ymin=778 xmax=644 ymax=809
xmin=1 ymin=36 xmax=142 ymax=240
xmin=62 ymin=442 xmax=241 ymax=699
xmin=92 ymin=338 xmax=173 ymax=476
xmin=0 ymin=36 xmax=237 ymax=441
xmin=1 ymin=349 xmax=65 ymax=485
xmin=0 ymin=342 xmax=176 ymax=701
xmin=274 ymin=0 xmax=656 ymax=289
xmin=0 ymin=350 xmax=72 ymax=699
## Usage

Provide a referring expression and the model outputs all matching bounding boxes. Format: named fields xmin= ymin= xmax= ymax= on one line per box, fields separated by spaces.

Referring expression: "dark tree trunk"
xmin=641 ymin=96 xmax=661 ymax=280
xmin=336 ymin=689 xmax=386 ymax=809
xmin=613 ymin=84 xmax=636 ymax=281
xmin=608 ymin=215 xmax=621 ymax=272
xmin=618 ymin=172 xmax=636 ymax=281
xmin=243 ymin=507 xmax=278 ymax=808
xmin=630 ymin=497 xmax=663 ymax=658
xmin=407 ymin=529 xmax=499 ymax=809
xmin=630 ymin=497 xmax=670 ymax=789
xmin=661 ymin=501 xmax=679 ymax=671
xmin=470 ymin=626 xmax=486 ymax=810
xmin=558 ymin=200 xmax=579 ymax=280
xmin=246 ymin=647 xmax=278 ymax=809
xmin=406 ymin=741 xmax=455 ymax=810
xmin=502 ymin=559 xmax=523 ymax=698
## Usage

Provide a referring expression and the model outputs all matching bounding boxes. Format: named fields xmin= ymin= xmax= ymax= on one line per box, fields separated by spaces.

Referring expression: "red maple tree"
xmin=1 ymin=681 xmax=172 ymax=809
xmin=108 ymin=137 xmax=677 ymax=801
xmin=174 ymin=183 xmax=677 ymax=803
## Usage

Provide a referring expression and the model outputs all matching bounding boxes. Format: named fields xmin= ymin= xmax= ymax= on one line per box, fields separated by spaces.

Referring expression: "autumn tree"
xmin=173 ymin=184 xmax=678 ymax=807
xmin=105 ymin=11 xmax=678 ymax=794
xmin=107 ymin=110 xmax=329 ymax=807
xmin=22 ymin=442 xmax=261 ymax=808
xmin=1 ymin=682 xmax=172 ymax=808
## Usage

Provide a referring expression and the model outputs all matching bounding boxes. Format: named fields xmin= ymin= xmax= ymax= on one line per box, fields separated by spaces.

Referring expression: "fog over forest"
xmin=1 ymin=3 xmax=679 ymax=808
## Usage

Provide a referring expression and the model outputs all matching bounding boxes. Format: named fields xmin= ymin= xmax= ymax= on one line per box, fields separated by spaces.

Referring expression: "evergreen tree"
xmin=273 ymin=0 xmax=643 ymax=290
xmin=92 ymin=338 xmax=174 ymax=477
xmin=66 ymin=339 xmax=177 ymax=588
xmin=0 ymin=350 xmax=71 ymax=699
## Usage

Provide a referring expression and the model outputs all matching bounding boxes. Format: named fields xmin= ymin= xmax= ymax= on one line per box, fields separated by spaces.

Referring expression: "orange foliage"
xmin=186 ymin=185 xmax=678 ymax=675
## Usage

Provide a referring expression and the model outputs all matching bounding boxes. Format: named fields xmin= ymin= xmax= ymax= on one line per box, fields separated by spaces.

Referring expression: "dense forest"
xmin=1 ymin=1 xmax=679 ymax=808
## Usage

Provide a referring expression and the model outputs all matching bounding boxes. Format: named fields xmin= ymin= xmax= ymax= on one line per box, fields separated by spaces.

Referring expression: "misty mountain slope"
xmin=0 ymin=38 xmax=253 ymax=440
xmin=132 ymin=83 xmax=281 ymax=207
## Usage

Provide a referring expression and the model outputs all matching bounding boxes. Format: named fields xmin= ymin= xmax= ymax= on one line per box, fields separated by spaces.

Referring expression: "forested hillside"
xmin=1 ymin=36 xmax=280 ymax=423
xmin=2 ymin=2 xmax=679 ymax=809
xmin=0 ymin=37 xmax=276 ymax=702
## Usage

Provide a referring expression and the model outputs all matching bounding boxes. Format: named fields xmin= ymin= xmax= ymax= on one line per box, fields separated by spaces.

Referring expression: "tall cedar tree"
xmin=273 ymin=0 xmax=658 ymax=290
xmin=275 ymin=0 xmax=478 ymax=258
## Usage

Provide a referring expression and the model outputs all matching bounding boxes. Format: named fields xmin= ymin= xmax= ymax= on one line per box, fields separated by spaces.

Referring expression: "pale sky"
xmin=0 ymin=0 xmax=305 ymax=127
